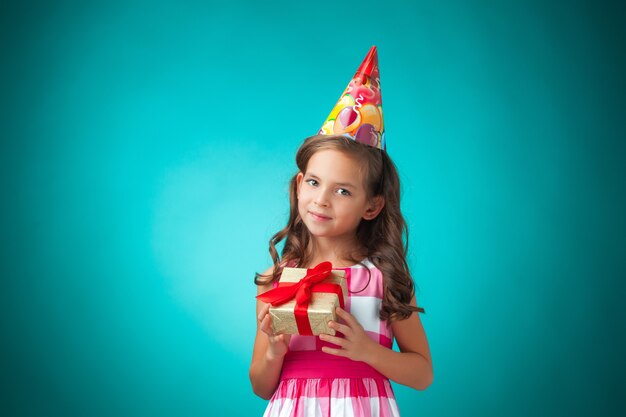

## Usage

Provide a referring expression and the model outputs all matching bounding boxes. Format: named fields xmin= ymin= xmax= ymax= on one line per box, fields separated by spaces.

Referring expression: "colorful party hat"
xmin=319 ymin=46 xmax=385 ymax=150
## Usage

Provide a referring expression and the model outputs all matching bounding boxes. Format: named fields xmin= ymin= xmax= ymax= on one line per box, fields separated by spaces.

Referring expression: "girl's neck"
xmin=304 ymin=235 xmax=366 ymax=268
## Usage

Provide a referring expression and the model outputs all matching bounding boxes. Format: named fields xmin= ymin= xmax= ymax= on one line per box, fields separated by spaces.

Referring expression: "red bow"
xmin=257 ymin=262 xmax=332 ymax=306
xmin=257 ymin=261 xmax=343 ymax=335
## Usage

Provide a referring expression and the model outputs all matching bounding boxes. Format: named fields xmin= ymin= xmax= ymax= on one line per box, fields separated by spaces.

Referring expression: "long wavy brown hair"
xmin=255 ymin=134 xmax=423 ymax=321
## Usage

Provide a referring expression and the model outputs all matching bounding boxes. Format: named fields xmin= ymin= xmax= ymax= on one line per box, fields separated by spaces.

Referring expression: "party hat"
xmin=319 ymin=46 xmax=385 ymax=150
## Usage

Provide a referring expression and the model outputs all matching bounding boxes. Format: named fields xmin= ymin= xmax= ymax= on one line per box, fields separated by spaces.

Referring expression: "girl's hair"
xmin=255 ymin=134 xmax=421 ymax=321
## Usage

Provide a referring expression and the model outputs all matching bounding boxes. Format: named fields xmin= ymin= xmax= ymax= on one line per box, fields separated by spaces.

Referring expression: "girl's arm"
xmin=249 ymin=267 xmax=292 ymax=400
xmin=320 ymin=296 xmax=433 ymax=390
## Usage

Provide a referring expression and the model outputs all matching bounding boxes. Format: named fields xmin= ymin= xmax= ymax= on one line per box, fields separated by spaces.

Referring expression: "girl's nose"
xmin=314 ymin=188 xmax=331 ymax=207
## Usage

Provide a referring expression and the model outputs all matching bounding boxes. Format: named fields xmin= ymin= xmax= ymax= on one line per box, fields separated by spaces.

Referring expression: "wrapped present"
xmin=257 ymin=262 xmax=347 ymax=336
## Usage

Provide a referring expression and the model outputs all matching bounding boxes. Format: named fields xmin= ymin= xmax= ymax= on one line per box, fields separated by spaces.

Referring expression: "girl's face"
xmin=296 ymin=149 xmax=382 ymax=242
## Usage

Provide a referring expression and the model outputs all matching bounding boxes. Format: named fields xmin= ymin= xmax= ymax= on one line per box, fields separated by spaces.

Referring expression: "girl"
xmin=249 ymin=133 xmax=433 ymax=417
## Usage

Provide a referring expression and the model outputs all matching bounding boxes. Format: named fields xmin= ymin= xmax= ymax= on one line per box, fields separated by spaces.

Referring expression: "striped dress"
xmin=262 ymin=259 xmax=401 ymax=417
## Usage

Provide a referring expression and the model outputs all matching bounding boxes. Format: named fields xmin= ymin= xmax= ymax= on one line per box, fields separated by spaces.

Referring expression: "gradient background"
xmin=2 ymin=0 xmax=625 ymax=416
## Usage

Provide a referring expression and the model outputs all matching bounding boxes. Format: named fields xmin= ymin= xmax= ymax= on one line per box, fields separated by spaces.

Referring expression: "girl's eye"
xmin=306 ymin=179 xmax=318 ymax=186
xmin=337 ymin=188 xmax=351 ymax=196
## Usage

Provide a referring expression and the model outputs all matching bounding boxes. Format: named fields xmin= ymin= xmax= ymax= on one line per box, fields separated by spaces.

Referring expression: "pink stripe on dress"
xmin=280 ymin=351 xmax=386 ymax=381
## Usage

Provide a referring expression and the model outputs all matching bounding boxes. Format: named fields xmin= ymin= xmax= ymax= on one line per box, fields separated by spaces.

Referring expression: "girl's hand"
xmin=258 ymin=303 xmax=291 ymax=360
xmin=319 ymin=307 xmax=380 ymax=363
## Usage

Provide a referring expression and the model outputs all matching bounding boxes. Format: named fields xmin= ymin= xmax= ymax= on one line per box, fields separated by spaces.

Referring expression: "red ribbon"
xmin=257 ymin=262 xmax=344 ymax=336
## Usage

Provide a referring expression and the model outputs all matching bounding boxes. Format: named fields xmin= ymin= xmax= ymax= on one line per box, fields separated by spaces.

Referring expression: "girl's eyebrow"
xmin=335 ymin=181 xmax=356 ymax=188
xmin=306 ymin=172 xmax=357 ymax=188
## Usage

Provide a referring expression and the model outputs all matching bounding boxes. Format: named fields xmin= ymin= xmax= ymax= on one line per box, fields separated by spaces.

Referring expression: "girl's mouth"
xmin=309 ymin=211 xmax=331 ymax=221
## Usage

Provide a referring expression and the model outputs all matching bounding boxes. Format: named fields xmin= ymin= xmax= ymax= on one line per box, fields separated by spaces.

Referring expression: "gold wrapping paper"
xmin=269 ymin=267 xmax=347 ymax=336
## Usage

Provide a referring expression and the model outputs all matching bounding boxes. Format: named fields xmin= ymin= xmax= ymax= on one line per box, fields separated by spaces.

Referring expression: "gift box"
xmin=257 ymin=262 xmax=347 ymax=336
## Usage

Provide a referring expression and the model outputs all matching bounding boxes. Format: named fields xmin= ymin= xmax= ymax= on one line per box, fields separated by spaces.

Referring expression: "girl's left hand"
xmin=319 ymin=307 xmax=380 ymax=363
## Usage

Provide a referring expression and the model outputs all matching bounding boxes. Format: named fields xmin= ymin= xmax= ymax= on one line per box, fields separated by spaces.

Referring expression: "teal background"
xmin=2 ymin=0 xmax=624 ymax=416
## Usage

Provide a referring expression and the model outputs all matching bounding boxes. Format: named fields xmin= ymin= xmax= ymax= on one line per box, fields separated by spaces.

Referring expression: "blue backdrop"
xmin=2 ymin=0 xmax=624 ymax=416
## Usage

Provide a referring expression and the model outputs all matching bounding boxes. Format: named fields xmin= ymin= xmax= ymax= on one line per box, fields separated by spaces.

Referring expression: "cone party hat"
xmin=319 ymin=46 xmax=385 ymax=150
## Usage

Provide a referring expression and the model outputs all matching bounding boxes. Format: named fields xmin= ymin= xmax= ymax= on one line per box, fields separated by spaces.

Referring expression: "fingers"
xmin=257 ymin=303 xmax=271 ymax=322
xmin=257 ymin=306 xmax=291 ymax=346
xmin=321 ymin=345 xmax=348 ymax=357
xmin=328 ymin=320 xmax=351 ymax=336
xmin=320 ymin=308 xmax=374 ymax=361
xmin=329 ymin=307 xmax=362 ymax=337
xmin=335 ymin=307 xmax=358 ymax=327
xmin=259 ymin=314 xmax=272 ymax=334
xmin=319 ymin=332 xmax=345 ymax=347
xmin=257 ymin=303 xmax=275 ymax=336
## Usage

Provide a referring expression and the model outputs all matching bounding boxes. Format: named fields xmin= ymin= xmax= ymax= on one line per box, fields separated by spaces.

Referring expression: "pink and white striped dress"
xmin=263 ymin=260 xmax=401 ymax=417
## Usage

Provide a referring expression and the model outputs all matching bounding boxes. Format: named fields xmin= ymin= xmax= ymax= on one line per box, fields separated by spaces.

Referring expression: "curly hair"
xmin=255 ymin=134 xmax=423 ymax=321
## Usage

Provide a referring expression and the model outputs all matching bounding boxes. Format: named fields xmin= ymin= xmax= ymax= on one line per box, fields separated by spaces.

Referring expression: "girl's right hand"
xmin=258 ymin=303 xmax=291 ymax=360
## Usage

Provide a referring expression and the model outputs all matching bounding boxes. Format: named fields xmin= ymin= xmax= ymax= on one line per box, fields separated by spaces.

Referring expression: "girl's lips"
xmin=309 ymin=211 xmax=331 ymax=221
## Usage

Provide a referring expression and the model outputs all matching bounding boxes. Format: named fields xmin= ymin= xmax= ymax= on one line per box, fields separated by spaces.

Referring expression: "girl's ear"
xmin=295 ymin=172 xmax=304 ymax=197
xmin=363 ymin=196 xmax=385 ymax=220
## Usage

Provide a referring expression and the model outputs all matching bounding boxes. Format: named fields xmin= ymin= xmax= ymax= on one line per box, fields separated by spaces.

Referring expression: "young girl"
xmin=250 ymin=47 xmax=433 ymax=416
xmin=249 ymin=134 xmax=433 ymax=416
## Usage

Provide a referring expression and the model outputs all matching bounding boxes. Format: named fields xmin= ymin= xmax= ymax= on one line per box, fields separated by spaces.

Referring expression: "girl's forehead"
xmin=305 ymin=149 xmax=365 ymax=185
